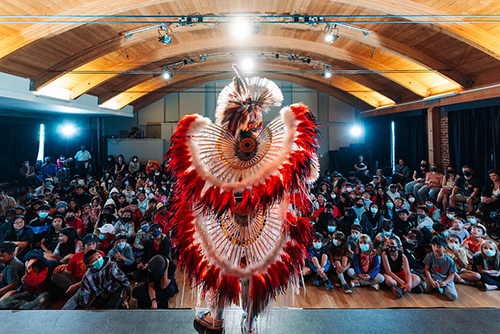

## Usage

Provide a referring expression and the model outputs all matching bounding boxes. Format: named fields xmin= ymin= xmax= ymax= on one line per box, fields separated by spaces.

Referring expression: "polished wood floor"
xmin=168 ymin=270 xmax=500 ymax=310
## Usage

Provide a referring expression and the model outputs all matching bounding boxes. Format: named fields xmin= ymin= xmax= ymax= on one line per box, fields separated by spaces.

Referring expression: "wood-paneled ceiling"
xmin=1 ymin=0 xmax=500 ymax=112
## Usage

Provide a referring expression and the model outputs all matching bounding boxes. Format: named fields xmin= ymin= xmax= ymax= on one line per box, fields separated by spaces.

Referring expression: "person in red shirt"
xmin=52 ymin=234 xmax=105 ymax=309
xmin=122 ymin=199 xmax=143 ymax=229
xmin=65 ymin=209 xmax=85 ymax=236
xmin=462 ymin=224 xmax=486 ymax=261
xmin=145 ymin=160 xmax=161 ymax=177
xmin=154 ymin=202 xmax=169 ymax=230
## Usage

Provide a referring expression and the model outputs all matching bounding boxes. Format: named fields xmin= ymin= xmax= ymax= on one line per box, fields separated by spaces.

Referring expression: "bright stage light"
xmin=163 ymin=71 xmax=172 ymax=80
xmin=350 ymin=125 xmax=363 ymax=137
xmin=58 ymin=123 xmax=78 ymax=138
xmin=240 ymin=57 xmax=254 ymax=71
xmin=231 ymin=17 xmax=251 ymax=37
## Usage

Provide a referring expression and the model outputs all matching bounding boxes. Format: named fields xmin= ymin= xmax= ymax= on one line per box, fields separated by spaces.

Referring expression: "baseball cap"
xmin=98 ymin=223 xmax=114 ymax=234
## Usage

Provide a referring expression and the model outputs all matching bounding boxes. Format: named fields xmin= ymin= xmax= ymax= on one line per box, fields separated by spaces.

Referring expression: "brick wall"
xmin=440 ymin=114 xmax=450 ymax=169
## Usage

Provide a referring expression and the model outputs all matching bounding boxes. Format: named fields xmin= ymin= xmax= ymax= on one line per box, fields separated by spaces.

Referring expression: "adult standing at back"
xmin=74 ymin=145 xmax=92 ymax=178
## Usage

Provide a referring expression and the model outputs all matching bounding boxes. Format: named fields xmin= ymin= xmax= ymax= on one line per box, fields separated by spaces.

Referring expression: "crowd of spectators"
xmin=305 ymin=156 xmax=500 ymax=300
xmin=0 ymin=150 xmax=499 ymax=310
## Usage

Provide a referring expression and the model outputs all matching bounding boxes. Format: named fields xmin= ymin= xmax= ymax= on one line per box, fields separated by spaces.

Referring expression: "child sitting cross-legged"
xmin=444 ymin=234 xmax=481 ymax=285
xmin=304 ymin=233 xmax=333 ymax=290
xmin=381 ymin=236 xmax=423 ymax=299
xmin=327 ymin=231 xmax=352 ymax=294
xmin=347 ymin=234 xmax=385 ymax=290
xmin=423 ymin=236 xmax=458 ymax=301
xmin=472 ymin=240 xmax=500 ymax=291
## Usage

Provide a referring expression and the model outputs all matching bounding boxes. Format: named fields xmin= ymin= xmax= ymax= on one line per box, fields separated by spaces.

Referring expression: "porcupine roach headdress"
xmin=166 ymin=65 xmax=320 ymax=314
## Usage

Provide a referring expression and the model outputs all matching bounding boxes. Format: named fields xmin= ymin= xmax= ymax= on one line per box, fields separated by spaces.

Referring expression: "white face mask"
xmin=408 ymin=198 xmax=415 ymax=203
xmin=447 ymin=243 xmax=458 ymax=250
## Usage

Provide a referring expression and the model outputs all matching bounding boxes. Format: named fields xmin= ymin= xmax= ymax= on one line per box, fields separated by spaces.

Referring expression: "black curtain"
xmin=363 ymin=117 xmax=392 ymax=172
xmin=448 ymin=106 xmax=500 ymax=181
xmin=394 ymin=112 xmax=428 ymax=171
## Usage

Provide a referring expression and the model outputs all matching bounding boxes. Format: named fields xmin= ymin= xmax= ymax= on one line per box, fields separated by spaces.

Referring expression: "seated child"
xmin=374 ymin=219 xmax=401 ymax=255
xmin=346 ymin=223 xmax=363 ymax=253
xmin=424 ymin=198 xmax=440 ymax=222
xmin=423 ymin=236 xmax=458 ymax=301
xmin=78 ymin=250 xmax=130 ymax=309
xmin=462 ymin=224 xmax=486 ymax=262
xmin=132 ymin=218 xmax=151 ymax=258
xmin=381 ymin=236 xmax=422 ymax=298
xmin=0 ymin=242 xmax=25 ymax=302
xmin=347 ymin=234 xmax=385 ymax=290
xmin=445 ymin=234 xmax=481 ymax=285
xmin=472 ymin=240 xmax=500 ymax=291
xmin=402 ymin=228 xmax=427 ymax=272
xmin=0 ymin=254 xmax=51 ymax=310
xmin=304 ymin=233 xmax=333 ymax=290
xmin=447 ymin=217 xmax=470 ymax=244
xmin=327 ymin=231 xmax=351 ymax=294
xmin=108 ymin=234 xmax=136 ymax=274
xmin=440 ymin=207 xmax=457 ymax=228
xmin=432 ymin=223 xmax=449 ymax=239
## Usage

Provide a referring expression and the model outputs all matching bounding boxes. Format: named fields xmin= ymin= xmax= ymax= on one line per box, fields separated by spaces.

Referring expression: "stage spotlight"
xmin=323 ymin=71 xmax=332 ymax=79
xmin=350 ymin=125 xmax=363 ymax=137
xmin=158 ymin=35 xmax=172 ymax=45
xmin=58 ymin=123 xmax=77 ymax=138
xmin=240 ymin=57 xmax=254 ymax=71
xmin=325 ymin=32 xmax=339 ymax=43
xmin=231 ymin=17 xmax=251 ymax=37
xmin=163 ymin=71 xmax=172 ymax=80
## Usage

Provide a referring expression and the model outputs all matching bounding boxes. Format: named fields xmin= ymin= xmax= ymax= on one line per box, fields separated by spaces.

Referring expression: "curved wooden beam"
xmin=31 ymin=22 xmax=471 ymax=92
xmin=43 ymin=35 xmax=453 ymax=102
xmin=131 ymin=72 xmax=373 ymax=112
xmin=99 ymin=61 xmax=395 ymax=109
xmin=2 ymin=0 xmax=500 ymax=72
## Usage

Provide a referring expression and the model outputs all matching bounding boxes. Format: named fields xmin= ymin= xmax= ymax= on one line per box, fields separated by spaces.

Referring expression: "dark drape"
xmin=448 ymin=106 xmax=500 ymax=181
xmin=394 ymin=112 xmax=428 ymax=171
xmin=363 ymin=117 xmax=392 ymax=172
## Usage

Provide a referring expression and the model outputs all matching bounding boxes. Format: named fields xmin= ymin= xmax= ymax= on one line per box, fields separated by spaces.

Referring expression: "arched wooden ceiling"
xmin=1 ymin=0 xmax=500 ymax=112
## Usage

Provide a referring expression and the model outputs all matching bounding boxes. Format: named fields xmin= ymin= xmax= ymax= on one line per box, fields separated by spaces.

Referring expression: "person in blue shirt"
xmin=40 ymin=157 xmax=58 ymax=182
xmin=303 ymin=233 xmax=333 ymax=290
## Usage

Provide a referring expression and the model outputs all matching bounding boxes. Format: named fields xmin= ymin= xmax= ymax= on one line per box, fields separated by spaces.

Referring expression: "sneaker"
xmin=350 ymin=279 xmax=360 ymax=288
xmin=412 ymin=283 xmax=424 ymax=294
xmin=342 ymin=284 xmax=352 ymax=294
xmin=335 ymin=277 xmax=341 ymax=288
xmin=392 ymin=286 xmax=403 ymax=299
xmin=313 ymin=275 xmax=321 ymax=287
xmin=485 ymin=284 xmax=498 ymax=291
xmin=195 ymin=310 xmax=224 ymax=331
xmin=371 ymin=283 xmax=380 ymax=291
xmin=325 ymin=278 xmax=333 ymax=291
xmin=437 ymin=287 xmax=444 ymax=294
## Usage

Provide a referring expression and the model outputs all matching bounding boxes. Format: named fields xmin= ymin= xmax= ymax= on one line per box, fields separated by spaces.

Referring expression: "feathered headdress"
xmin=215 ymin=64 xmax=283 ymax=136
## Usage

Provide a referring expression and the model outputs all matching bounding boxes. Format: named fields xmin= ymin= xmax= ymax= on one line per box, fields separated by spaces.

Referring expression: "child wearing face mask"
xmin=133 ymin=219 xmax=151 ymax=258
xmin=445 ymin=234 xmax=481 ymax=285
xmin=347 ymin=235 xmax=385 ymax=290
xmin=424 ymin=198 xmax=440 ymax=222
xmin=464 ymin=213 xmax=481 ymax=231
xmin=383 ymin=198 xmax=396 ymax=220
xmin=108 ymin=234 xmax=136 ymax=274
xmin=387 ymin=184 xmax=401 ymax=202
xmin=304 ymin=233 xmax=333 ymax=290
xmin=382 ymin=236 xmax=422 ymax=298
xmin=462 ymin=224 xmax=487 ymax=261
xmin=407 ymin=194 xmax=417 ymax=213
xmin=402 ymin=228 xmax=426 ymax=272
xmin=360 ymin=202 xmax=383 ymax=240
xmin=346 ymin=223 xmax=363 ymax=253
xmin=440 ymin=207 xmax=457 ymax=228
xmin=472 ymin=240 xmax=500 ymax=291
xmin=327 ymin=232 xmax=352 ymax=294
xmin=374 ymin=219 xmax=401 ymax=256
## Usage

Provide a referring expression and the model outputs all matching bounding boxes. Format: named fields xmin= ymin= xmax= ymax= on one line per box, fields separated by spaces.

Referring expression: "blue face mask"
xmin=313 ymin=242 xmax=322 ymax=250
xmin=484 ymin=249 xmax=496 ymax=258
xmin=443 ymin=231 xmax=449 ymax=237
xmin=351 ymin=234 xmax=359 ymax=240
xmin=386 ymin=203 xmax=394 ymax=209
xmin=92 ymin=257 xmax=104 ymax=269
xmin=39 ymin=212 xmax=49 ymax=219
xmin=117 ymin=242 xmax=126 ymax=250
xmin=98 ymin=233 xmax=105 ymax=240
xmin=141 ymin=225 xmax=149 ymax=232
xmin=327 ymin=226 xmax=336 ymax=233
xmin=152 ymin=231 xmax=161 ymax=238
xmin=359 ymin=244 xmax=370 ymax=252
xmin=426 ymin=203 xmax=433 ymax=208
xmin=370 ymin=207 xmax=378 ymax=214
xmin=26 ymin=193 xmax=32 ymax=199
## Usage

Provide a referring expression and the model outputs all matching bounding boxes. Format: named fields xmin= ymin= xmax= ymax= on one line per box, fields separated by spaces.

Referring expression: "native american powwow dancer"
xmin=165 ymin=65 xmax=320 ymax=334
